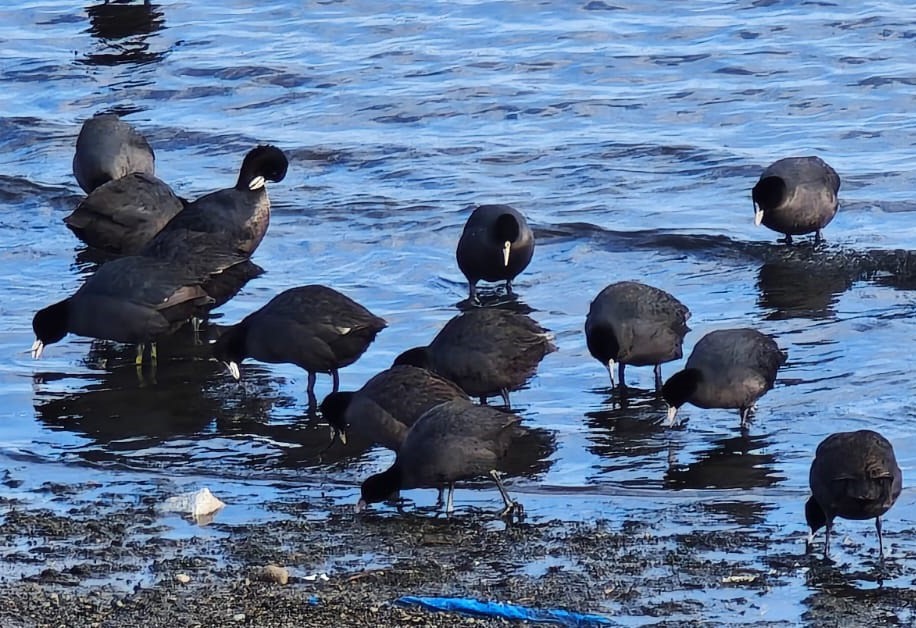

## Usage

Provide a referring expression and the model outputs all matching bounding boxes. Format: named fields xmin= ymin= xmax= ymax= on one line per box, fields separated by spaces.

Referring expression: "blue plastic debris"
xmin=396 ymin=596 xmax=615 ymax=627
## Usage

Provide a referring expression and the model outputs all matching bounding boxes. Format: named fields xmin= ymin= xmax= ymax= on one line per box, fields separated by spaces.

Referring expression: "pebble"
xmin=175 ymin=573 xmax=191 ymax=584
xmin=232 ymin=613 xmax=246 ymax=622
xmin=258 ymin=565 xmax=289 ymax=585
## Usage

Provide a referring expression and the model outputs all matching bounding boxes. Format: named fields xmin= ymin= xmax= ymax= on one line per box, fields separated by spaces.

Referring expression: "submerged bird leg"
xmin=824 ymin=522 xmax=832 ymax=559
xmin=135 ymin=343 xmax=145 ymax=366
xmin=468 ymin=282 xmax=479 ymax=304
xmin=436 ymin=487 xmax=446 ymax=509
xmin=306 ymin=372 xmax=319 ymax=415
xmin=445 ymin=483 xmax=455 ymax=515
xmin=617 ymin=362 xmax=626 ymax=391
xmin=499 ymin=388 xmax=510 ymax=408
xmin=654 ymin=364 xmax=663 ymax=391
xmin=784 ymin=234 xmax=794 ymax=245
xmin=150 ymin=342 xmax=158 ymax=365
xmin=505 ymin=279 xmax=515 ymax=296
xmin=814 ymin=230 xmax=822 ymax=246
xmin=479 ymin=395 xmax=489 ymax=406
xmin=739 ymin=405 xmax=754 ymax=427
xmin=331 ymin=369 xmax=340 ymax=393
xmin=876 ymin=516 xmax=885 ymax=560
xmin=490 ymin=470 xmax=521 ymax=518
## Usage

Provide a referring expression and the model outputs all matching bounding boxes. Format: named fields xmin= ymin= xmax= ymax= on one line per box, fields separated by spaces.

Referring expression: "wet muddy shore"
xmin=2 ymin=481 xmax=913 ymax=627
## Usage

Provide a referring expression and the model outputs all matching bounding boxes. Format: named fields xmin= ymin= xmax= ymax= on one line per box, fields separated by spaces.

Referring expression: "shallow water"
xmin=2 ymin=0 xmax=916 ymax=623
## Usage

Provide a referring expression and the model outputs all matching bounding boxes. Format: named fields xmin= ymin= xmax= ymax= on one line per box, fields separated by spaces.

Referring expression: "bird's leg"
xmin=654 ymin=364 xmax=663 ymax=391
xmin=876 ymin=516 xmax=884 ymax=561
xmin=191 ymin=317 xmax=202 ymax=345
xmin=739 ymin=405 xmax=755 ymax=428
xmin=505 ymin=280 xmax=515 ymax=296
xmin=814 ymin=230 xmax=822 ymax=246
xmin=306 ymin=372 xmax=318 ymax=416
xmin=479 ymin=395 xmax=488 ymax=406
xmin=445 ymin=483 xmax=455 ymax=515
xmin=490 ymin=470 xmax=522 ymax=519
xmin=824 ymin=522 xmax=831 ymax=559
xmin=617 ymin=362 xmax=626 ymax=392
xmin=331 ymin=369 xmax=340 ymax=393
xmin=435 ymin=487 xmax=445 ymax=509
xmin=499 ymin=388 xmax=510 ymax=408
xmin=605 ymin=360 xmax=615 ymax=388
xmin=468 ymin=282 xmax=479 ymax=305
xmin=135 ymin=343 xmax=145 ymax=366
xmin=150 ymin=342 xmax=158 ymax=365
xmin=784 ymin=234 xmax=794 ymax=245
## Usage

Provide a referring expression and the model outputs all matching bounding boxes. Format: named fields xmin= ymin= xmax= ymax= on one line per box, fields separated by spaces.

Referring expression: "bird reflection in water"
xmin=585 ymin=395 xmax=673 ymax=471
xmin=83 ymin=1 xmax=167 ymax=66
xmin=32 ymin=351 xmax=358 ymax=481
xmin=664 ymin=432 xmax=782 ymax=491
xmin=757 ymin=257 xmax=851 ymax=321
xmin=664 ymin=431 xmax=783 ymax=526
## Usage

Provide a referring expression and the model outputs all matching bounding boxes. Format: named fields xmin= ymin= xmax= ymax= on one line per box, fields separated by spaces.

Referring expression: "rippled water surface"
xmin=2 ymin=0 xmax=916 ymax=622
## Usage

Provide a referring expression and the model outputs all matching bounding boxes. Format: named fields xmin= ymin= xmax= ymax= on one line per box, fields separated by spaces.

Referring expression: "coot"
xmin=394 ymin=308 xmax=555 ymax=407
xmin=807 ymin=430 xmax=902 ymax=559
xmin=752 ymin=156 xmax=840 ymax=245
xmin=212 ymin=285 xmax=387 ymax=406
xmin=31 ymin=256 xmax=212 ymax=364
xmin=72 ymin=113 xmax=155 ymax=194
xmin=456 ymin=204 xmax=535 ymax=302
xmin=143 ymin=145 xmax=288 ymax=258
xmin=585 ymin=281 xmax=690 ymax=390
xmin=320 ymin=364 xmax=468 ymax=450
xmin=357 ymin=399 xmax=524 ymax=517
xmin=65 ymin=172 xmax=184 ymax=255
xmin=662 ymin=328 xmax=785 ymax=427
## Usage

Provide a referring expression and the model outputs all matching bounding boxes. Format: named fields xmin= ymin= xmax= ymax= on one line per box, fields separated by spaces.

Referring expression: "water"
xmin=2 ymin=0 xmax=916 ymax=622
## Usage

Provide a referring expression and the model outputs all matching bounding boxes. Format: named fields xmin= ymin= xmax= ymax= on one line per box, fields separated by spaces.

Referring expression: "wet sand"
xmin=1 ymin=482 xmax=912 ymax=627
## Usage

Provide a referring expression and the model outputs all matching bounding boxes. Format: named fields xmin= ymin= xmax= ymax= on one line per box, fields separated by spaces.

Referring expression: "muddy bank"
xmin=1 ymin=485 xmax=914 ymax=627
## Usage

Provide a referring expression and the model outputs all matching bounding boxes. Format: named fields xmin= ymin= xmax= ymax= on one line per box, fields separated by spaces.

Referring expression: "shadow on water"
xmin=797 ymin=558 xmax=916 ymax=624
xmin=665 ymin=431 xmax=782 ymax=527
xmin=584 ymin=392 xmax=671 ymax=473
xmin=82 ymin=1 xmax=167 ymax=66
xmin=757 ymin=258 xmax=852 ymax=320
xmin=664 ymin=431 xmax=783 ymax=491
xmin=30 ymin=331 xmax=362 ymax=472
xmin=555 ymin=223 xmax=916 ymax=289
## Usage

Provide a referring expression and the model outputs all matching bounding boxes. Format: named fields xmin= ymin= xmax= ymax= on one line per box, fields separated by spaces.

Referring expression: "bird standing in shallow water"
xmin=393 ymin=308 xmax=555 ymax=408
xmin=72 ymin=113 xmax=155 ymax=194
xmin=320 ymin=365 xmax=468 ymax=450
xmin=31 ymin=256 xmax=213 ymax=369
xmin=456 ymin=204 xmax=534 ymax=303
xmin=356 ymin=399 xmax=525 ymax=518
xmin=212 ymin=285 xmax=387 ymax=409
xmin=806 ymin=430 xmax=902 ymax=560
xmin=585 ymin=281 xmax=690 ymax=392
xmin=662 ymin=328 xmax=785 ymax=427
xmin=143 ymin=144 xmax=289 ymax=259
xmin=752 ymin=156 xmax=840 ymax=245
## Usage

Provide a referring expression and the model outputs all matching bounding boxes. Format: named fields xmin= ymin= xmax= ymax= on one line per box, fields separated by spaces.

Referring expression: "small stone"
xmin=258 ymin=565 xmax=289 ymax=585
xmin=175 ymin=573 xmax=191 ymax=584
xmin=232 ymin=613 xmax=246 ymax=622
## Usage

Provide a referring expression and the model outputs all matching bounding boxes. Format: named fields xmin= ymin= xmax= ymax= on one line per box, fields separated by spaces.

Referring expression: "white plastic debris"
xmin=721 ymin=574 xmax=758 ymax=584
xmin=159 ymin=487 xmax=226 ymax=524
xmin=303 ymin=573 xmax=330 ymax=582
